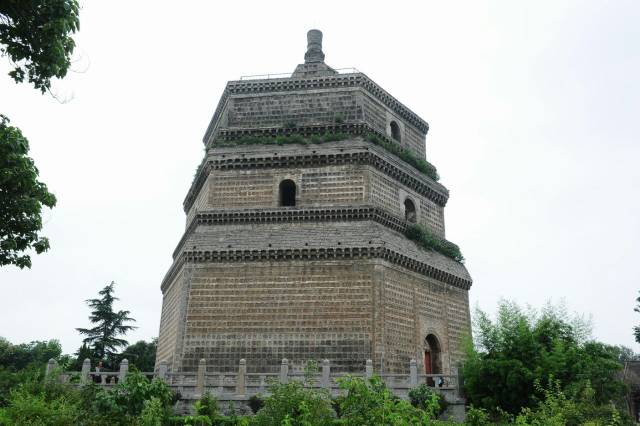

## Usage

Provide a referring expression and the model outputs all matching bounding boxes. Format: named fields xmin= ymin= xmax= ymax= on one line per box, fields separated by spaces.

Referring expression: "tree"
xmin=0 ymin=116 xmax=57 ymax=268
xmin=463 ymin=300 xmax=626 ymax=416
xmin=76 ymin=282 xmax=136 ymax=368
xmin=0 ymin=0 xmax=79 ymax=268
xmin=0 ymin=0 xmax=80 ymax=93
xmin=119 ymin=339 xmax=157 ymax=372
xmin=634 ymin=292 xmax=640 ymax=344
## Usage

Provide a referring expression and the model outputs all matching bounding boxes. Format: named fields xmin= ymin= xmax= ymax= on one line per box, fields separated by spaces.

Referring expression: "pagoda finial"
xmin=304 ymin=29 xmax=325 ymax=63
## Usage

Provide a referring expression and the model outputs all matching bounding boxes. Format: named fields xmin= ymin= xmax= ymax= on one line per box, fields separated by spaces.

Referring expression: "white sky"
xmin=1 ymin=1 xmax=639 ymax=355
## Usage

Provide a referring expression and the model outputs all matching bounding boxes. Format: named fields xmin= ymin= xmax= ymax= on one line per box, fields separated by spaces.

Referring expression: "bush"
xmin=167 ymin=415 xmax=212 ymax=425
xmin=408 ymin=384 xmax=448 ymax=418
xmin=366 ymin=133 xmax=440 ymax=181
xmin=405 ymin=224 xmax=465 ymax=262
xmin=194 ymin=392 xmax=219 ymax=421
xmin=337 ymin=375 xmax=428 ymax=425
xmin=247 ymin=394 xmax=264 ymax=414
xmin=0 ymin=385 xmax=81 ymax=425
xmin=139 ymin=397 xmax=165 ymax=426
xmin=253 ymin=380 xmax=335 ymax=426
xmin=464 ymin=406 xmax=491 ymax=426
xmin=88 ymin=371 xmax=174 ymax=423
xmin=464 ymin=300 xmax=629 ymax=419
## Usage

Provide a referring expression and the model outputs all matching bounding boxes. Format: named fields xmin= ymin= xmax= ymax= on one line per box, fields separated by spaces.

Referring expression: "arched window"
xmin=390 ymin=121 xmax=401 ymax=142
xmin=425 ymin=334 xmax=442 ymax=378
xmin=279 ymin=179 xmax=296 ymax=207
xmin=404 ymin=198 xmax=416 ymax=223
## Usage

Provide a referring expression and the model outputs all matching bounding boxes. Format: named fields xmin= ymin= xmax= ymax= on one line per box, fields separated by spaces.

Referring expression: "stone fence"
xmin=48 ymin=358 xmax=464 ymax=415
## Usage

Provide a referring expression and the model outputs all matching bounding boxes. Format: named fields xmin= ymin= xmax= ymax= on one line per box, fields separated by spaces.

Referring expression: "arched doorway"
xmin=424 ymin=334 xmax=442 ymax=386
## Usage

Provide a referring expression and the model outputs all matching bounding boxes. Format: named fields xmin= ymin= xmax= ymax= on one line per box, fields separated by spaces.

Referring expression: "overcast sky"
xmin=1 ymin=1 xmax=639 ymax=355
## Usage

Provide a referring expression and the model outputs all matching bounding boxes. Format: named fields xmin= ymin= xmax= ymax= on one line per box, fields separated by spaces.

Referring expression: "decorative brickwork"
xmin=156 ymin=30 xmax=472 ymax=376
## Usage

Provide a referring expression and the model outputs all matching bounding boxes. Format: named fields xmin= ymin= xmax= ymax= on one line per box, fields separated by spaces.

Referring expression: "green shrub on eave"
xmin=214 ymin=131 xmax=440 ymax=182
xmin=366 ymin=133 xmax=440 ymax=181
xmin=405 ymin=224 xmax=464 ymax=263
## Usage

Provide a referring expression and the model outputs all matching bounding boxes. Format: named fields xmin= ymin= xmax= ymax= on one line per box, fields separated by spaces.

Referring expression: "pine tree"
xmin=76 ymin=282 xmax=136 ymax=368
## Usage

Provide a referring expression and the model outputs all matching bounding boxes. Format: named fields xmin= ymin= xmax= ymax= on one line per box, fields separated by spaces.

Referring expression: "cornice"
xmin=202 ymin=72 xmax=429 ymax=145
xmin=173 ymin=205 xmax=406 ymax=260
xmin=162 ymin=245 xmax=471 ymax=292
xmin=183 ymin=128 xmax=448 ymax=213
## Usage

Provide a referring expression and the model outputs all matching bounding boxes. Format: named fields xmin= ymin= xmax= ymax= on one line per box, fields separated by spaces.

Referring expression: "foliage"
xmin=0 ymin=385 xmax=81 ymax=425
xmin=0 ymin=0 xmax=80 ymax=93
xmin=0 ymin=116 xmax=57 ymax=268
xmin=408 ymin=384 xmax=448 ymax=418
xmin=0 ymin=337 xmax=64 ymax=406
xmin=76 ymin=282 xmax=137 ymax=367
xmin=463 ymin=300 xmax=626 ymax=416
xmin=634 ymin=292 xmax=640 ymax=344
xmin=464 ymin=406 xmax=491 ymax=426
xmin=139 ymin=397 xmax=165 ymax=426
xmin=336 ymin=375 xmax=428 ymax=425
xmin=0 ymin=337 xmax=62 ymax=371
xmin=252 ymin=379 xmax=335 ymax=426
xmin=217 ymin=131 xmax=348 ymax=149
xmin=167 ymin=415 xmax=213 ymax=425
xmin=365 ymin=132 xmax=440 ymax=181
xmin=69 ymin=343 xmax=96 ymax=371
xmin=90 ymin=371 xmax=173 ymax=420
xmin=194 ymin=392 xmax=219 ymax=421
xmin=119 ymin=339 xmax=157 ymax=372
xmin=513 ymin=379 xmax=629 ymax=426
xmin=405 ymin=223 xmax=465 ymax=263
xmin=213 ymin=130 xmax=440 ymax=183
xmin=247 ymin=394 xmax=264 ymax=414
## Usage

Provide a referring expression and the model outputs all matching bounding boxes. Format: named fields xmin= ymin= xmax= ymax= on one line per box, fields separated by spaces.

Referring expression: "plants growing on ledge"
xmin=212 ymin=129 xmax=440 ymax=183
xmin=217 ymin=131 xmax=348 ymax=148
xmin=404 ymin=223 xmax=464 ymax=263
xmin=365 ymin=133 xmax=439 ymax=181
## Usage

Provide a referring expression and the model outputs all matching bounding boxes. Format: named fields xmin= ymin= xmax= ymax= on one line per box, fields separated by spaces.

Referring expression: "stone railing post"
xmin=365 ymin=359 xmax=373 ymax=379
xmin=45 ymin=358 xmax=58 ymax=380
xmin=157 ymin=360 xmax=168 ymax=382
xmin=236 ymin=359 xmax=246 ymax=396
xmin=321 ymin=359 xmax=330 ymax=389
xmin=81 ymin=358 xmax=91 ymax=384
xmin=119 ymin=359 xmax=129 ymax=383
xmin=279 ymin=358 xmax=289 ymax=384
xmin=196 ymin=358 xmax=206 ymax=397
xmin=409 ymin=359 xmax=417 ymax=387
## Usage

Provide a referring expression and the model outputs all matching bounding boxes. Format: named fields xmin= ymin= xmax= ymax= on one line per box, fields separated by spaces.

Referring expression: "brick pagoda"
xmin=155 ymin=30 xmax=472 ymax=376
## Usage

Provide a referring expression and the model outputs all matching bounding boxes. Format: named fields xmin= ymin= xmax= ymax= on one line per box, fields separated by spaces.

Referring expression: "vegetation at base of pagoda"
xmin=405 ymin=223 xmax=465 ymax=263
xmin=208 ymin=129 xmax=440 ymax=182
xmin=1 ymin=299 xmax=636 ymax=425
xmin=0 ymin=369 xmax=631 ymax=425
xmin=76 ymin=282 xmax=137 ymax=370
xmin=463 ymin=300 xmax=630 ymax=423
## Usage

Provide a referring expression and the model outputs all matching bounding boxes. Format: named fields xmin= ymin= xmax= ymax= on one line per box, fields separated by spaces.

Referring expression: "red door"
xmin=424 ymin=351 xmax=432 ymax=374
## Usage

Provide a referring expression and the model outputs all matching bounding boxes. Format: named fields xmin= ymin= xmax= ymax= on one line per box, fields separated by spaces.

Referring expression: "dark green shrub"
xmin=337 ymin=375 xmax=427 ymax=424
xmin=464 ymin=406 xmax=491 ymax=426
xmin=0 ymin=385 xmax=81 ymax=425
xmin=167 ymin=415 xmax=212 ymax=425
xmin=247 ymin=394 xmax=264 ymax=414
xmin=408 ymin=384 xmax=448 ymax=417
xmin=194 ymin=392 xmax=219 ymax=420
xmin=253 ymin=380 xmax=335 ymax=426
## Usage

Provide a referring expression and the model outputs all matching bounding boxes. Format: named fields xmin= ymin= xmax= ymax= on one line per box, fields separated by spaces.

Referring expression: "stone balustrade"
xmin=47 ymin=357 xmax=463 ymax=405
